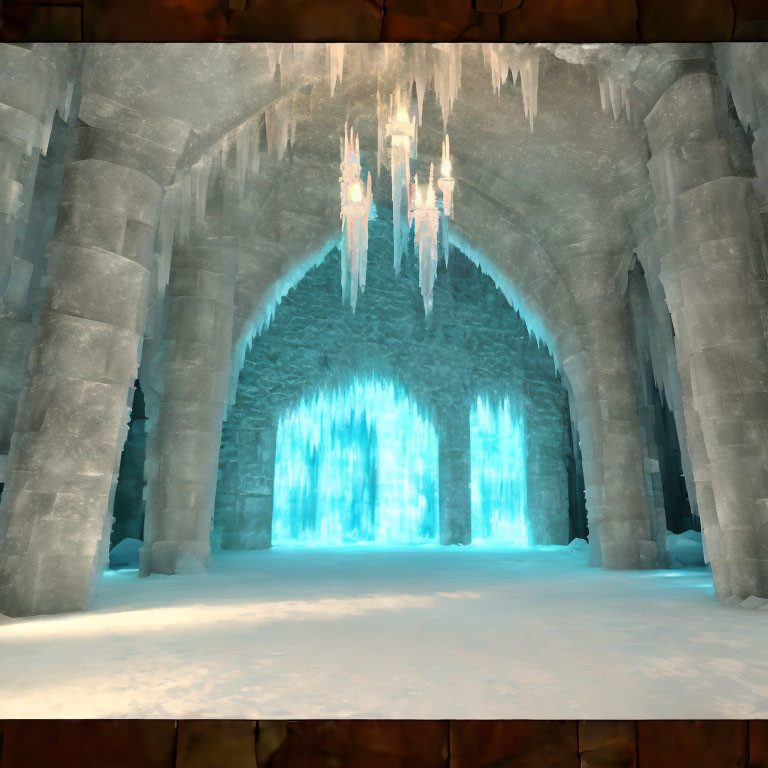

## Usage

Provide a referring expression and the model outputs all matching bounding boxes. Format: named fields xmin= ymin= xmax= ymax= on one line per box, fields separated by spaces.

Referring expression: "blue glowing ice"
xmin=272 ymin=379 xmax=439 ymax=545
xmin=470 ymin=396 xmax=530 ymax=546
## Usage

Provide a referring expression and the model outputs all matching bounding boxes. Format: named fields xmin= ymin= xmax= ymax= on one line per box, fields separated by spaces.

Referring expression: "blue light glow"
xmin=273 ymin=379 xmax=439 ymax=545
xmin=470 ymin=396 xmax=530 ymax=546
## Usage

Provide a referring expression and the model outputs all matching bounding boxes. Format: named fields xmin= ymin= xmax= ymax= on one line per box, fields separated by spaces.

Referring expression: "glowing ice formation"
xmin=273 ymin=379 xmax=439 ymax=545
xmin=470 ymin=396 xmax=529 ymax=546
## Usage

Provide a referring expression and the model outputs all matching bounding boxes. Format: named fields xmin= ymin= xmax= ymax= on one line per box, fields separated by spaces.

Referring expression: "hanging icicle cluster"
xmin=339 ymin=124 xmax=373 ymax=313
xmin=597 ymin=68 xmax=632 ymax=122
xmin=403 ymin=44 xmax=463 ymax=130
xmin=157 ymin=87 xmax=300 ymax=277
xmin=481 ymin=44 xmax=540 ymax=132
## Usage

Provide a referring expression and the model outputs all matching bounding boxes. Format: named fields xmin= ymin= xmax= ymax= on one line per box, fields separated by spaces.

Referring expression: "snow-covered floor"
xmin=1 ymin=545 xmax=767 ymax=719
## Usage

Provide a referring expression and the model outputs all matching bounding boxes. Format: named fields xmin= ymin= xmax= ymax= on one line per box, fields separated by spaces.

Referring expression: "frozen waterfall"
xmin=471 ymin=396 xmax=530 ymax=546
xmin=272 ymin=379 xmax=439 ymax=545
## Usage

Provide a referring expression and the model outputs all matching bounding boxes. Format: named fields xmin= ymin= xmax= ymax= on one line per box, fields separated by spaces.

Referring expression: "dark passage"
xmin=109 ymin=380 xmax=148 ymax=565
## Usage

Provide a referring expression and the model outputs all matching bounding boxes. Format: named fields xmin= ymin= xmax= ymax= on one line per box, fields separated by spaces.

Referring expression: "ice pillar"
xmin=0 ymin=47 xmax=63 ymax=484
xmin=0 ymin=93 xmax=188 ymax=615
xmin=559 ymin=252 xmax=659 ymax=570
xmin=213 ymin=422 xmax=276 ymax=550
xmin=437 ymin=403 xmax=472 ymax=545
xmin=645 ymin=72 xmax=768 ymax=599
xmin=140 ymin=236 xmax=238 ymax=576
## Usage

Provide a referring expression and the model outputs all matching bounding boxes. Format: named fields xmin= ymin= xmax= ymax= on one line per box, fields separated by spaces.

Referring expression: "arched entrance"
xmin=213 ymin=211 xmax=576 ymax=552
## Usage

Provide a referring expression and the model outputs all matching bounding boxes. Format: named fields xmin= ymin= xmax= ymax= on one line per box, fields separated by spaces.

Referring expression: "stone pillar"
xmin=0 ymin=86 xmax=189 ymax=616
xmin=524 ymin=377 xmax=570 ymax=546
xmin=559 ymin=251 xmax=659 ymax=570
xmin=436 ymin=404 xmax=472 ymax=545
xmin=646 ymin=71 xmax=768 ymax=599
xmin=659 ymin=265 xmax=731 ymax=593
xmin=140 ymin=236 xmax=238 ymax=576
xmin=634 ymin=210 xmax=707 ymax=565
xmin=214 ymin=422 xmax=276 ymax=550
xmin=627 ymin=269 xmax=673 ymax=565
xmin=0 ymin=47 xmax=63 ymax=487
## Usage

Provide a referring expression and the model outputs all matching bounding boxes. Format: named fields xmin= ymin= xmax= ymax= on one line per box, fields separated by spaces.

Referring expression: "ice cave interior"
xmin=1 ymin=42 xmax=768 ymax=719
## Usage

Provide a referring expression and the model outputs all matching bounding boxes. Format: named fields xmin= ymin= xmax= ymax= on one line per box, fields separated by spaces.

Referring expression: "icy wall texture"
xmin=214 ymin=216 xmax=571 ymax=551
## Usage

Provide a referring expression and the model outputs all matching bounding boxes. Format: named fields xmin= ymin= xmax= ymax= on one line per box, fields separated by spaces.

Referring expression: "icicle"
xmin=340 ymin=126 xmax=372 ymax=313
xmin=329 ymin=43 xmax=345 ymax=97
xmin=437 ymin=134 xmax=454 ymax=266
xmin=484 ymin=43 xmax=514 ymax=98
xmin=386 ymin=90 xmax=415 ymax=276
xmin=190 ymin=157 xmax=211 ymax=224
xmin=519 ymin=48 xmax=539 ymax=132
xmin=598 ymin=70 xmax=610 ymax=112
xmin=359 ymin=171 xmax=372 ymax=296
xmin=57 ymin=81 xmax=74 ymax=124
xmin=265 ymin=98 xmax=291 ymax=161
xmin=410 ymin=44 xmax=430 ymax=126
xmin=413 ymin=164 xmax=440 ymax=318
xmin=235 ymin=123 xmax=250 ymax=199
xmin=267 ymin=44 xmax=284 ymax=82
xmin=621 ymin=77 xmax=631 ymax=122
xmin=608 ymin=76 xmax=622 ymax=121
xmin=177 ymin=172 xmax=192 ymax=244
xmin=432 ymin=45 xmax=462 ymax=129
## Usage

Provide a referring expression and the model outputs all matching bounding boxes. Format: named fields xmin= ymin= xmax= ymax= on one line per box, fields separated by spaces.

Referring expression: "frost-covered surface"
xmin=1 ymin=547 xmax=767 ymax=719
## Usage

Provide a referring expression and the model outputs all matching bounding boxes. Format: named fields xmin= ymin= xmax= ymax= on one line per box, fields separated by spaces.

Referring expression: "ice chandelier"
xmin=386 ymin=90 xmax=416 ymax=277
xmin=410 ymin=165 xmax=440 ymax=317
xmin=339 ymin=124 xmax=373 ymax=313
xmin=406 ymin=133 xmax=454 ymax=318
